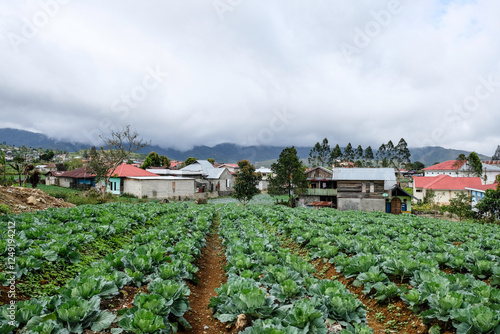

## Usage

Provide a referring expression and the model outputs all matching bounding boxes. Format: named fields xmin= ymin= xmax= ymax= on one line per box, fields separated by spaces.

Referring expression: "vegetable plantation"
xmin=1 ymin=202 xmax=499 ymax=334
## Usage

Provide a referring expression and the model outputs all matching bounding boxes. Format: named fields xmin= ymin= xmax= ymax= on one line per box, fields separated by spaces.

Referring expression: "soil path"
xmin=180 ymin=228 xmax=237 ymax=334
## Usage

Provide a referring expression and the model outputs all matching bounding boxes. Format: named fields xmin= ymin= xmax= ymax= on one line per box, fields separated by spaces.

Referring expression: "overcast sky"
xmin=0 ymin=0 xmax=499 ymax=155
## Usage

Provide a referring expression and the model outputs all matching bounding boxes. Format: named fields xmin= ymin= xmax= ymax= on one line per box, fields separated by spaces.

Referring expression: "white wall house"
xmin=423 ymin=160 xmax=500 ymax=184
xmin=124 ymin=176 xmax=195 ymax=199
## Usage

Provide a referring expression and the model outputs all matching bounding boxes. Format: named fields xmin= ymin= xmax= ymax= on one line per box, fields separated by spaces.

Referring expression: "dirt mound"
xmin=0 ymin=186 xmax=75 ymax=214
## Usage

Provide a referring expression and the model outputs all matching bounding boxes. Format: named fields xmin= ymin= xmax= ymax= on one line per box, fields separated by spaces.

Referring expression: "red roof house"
xmin=108 ymin=163 xmax=158 ymax=177
xmin=413 ymin=175 xmax=483 ymax=204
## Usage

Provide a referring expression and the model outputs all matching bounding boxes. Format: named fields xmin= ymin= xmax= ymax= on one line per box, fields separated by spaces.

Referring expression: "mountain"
xmin=0 ymin=128 xmax=88 ymax=152
xmin=409 ymin=147 xmax=490 ymax=166
xmin=0 ymin=128 xmax=493 ymax=166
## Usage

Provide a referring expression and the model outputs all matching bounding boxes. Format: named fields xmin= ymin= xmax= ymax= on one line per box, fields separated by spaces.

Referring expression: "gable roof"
xmin=180 ymin=160 xmax=214 ymax=174
xmin=109 ymin=163 xmax=158 ymax=178
xmin=331 ymin=168 xmax=396 ymax=181
xmin=413 ymin=175 xmax=483 ymax=190
xmin=465 ymin=183 xmax=499 ymax=192
xmin=61 ymin=167 xmax=96 ymax=179
xmin=423 ymin=160 xmax=466 ymax=171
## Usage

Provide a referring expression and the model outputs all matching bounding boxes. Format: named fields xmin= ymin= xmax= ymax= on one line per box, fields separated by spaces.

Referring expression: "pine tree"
xmin=343 ymin=143 xmax=354 ymax=162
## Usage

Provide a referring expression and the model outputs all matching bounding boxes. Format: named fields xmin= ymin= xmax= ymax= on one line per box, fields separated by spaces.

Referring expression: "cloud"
xmin=0 ymin=0 xmax=499 ymax=155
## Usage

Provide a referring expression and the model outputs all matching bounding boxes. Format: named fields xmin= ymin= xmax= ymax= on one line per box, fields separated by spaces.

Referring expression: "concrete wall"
xmin=124 ymin=178 xmax=195 ymax=199
xmin=338 ymin=198 xmax=384 ymax=212
xmin=209 ymin=169 xmax=234 ymax=192
xmin=359 ymin=198 xmax=385 ymax=212
xmin=338 ymin=198 xmax=361 ymax=211
xmin=59 ymin=177 xmax=72 ymax=188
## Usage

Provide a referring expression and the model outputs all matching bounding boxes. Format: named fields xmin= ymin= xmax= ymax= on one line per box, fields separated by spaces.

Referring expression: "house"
xmin=423 ymin=160 xmax=500 ymax=184
xmin=465 ymin=183 xmax=499 ymax=207
xmin=218 ymin=163 xmax=239 ymax=174
xmin=45 ymin=171 xmax=66 ymax=186
xmin=299 ymin=167 xmax=397 ymax=212
xmin=413 ymin=175 xmax=483 ymax=205
xmin=147 ymin=160 xmax=235 ymax=194
xmin=45 ymin=167 xmax=96 ymax=188
xmin=123 ymin=176 xmax=195 ymax=200
xmin=386 ymin=185 xmax=416 ymax=214
xmin=255 ymin=167 xmax=274 ymax=191
xmin=180 ymin=160 xmax=234 ymax=193
xmin=107 ymin=163 xmax=158 ymax=195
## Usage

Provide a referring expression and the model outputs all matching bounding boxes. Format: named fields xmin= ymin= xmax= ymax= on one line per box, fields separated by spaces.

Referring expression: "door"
xmin=391 ymin=197 xmax=402 ymax=215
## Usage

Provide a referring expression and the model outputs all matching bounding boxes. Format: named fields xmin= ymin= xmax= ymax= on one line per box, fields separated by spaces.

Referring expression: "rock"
xmin=235 ymin=314 xmax=247 ymax=331
xmin=26 ymin=196 xmax=37 ymax=205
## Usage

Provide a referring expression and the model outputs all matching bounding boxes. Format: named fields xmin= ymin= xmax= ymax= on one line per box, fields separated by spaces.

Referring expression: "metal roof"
xmin=331 ymin=168 xmax=396 ymax=181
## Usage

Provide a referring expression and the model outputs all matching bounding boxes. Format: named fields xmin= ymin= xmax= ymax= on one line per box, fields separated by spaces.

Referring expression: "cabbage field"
xmin=1 ymin=202 xmax=499 ymax=334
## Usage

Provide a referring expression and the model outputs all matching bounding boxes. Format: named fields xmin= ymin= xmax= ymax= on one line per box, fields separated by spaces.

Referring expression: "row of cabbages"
xmin=209 ymin=206 xmax=373 ymax=334
xmin=0 ymin=203 xmax=213 ymax=334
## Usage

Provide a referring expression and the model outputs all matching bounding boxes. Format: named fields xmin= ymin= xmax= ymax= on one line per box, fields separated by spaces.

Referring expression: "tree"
xmin=268 ymin=147 xmax=308 ymax=205
xmin=207 ymin=158 xmax=215 ymax=165
xmin=64 ymin=158 xmax=84 ymax=171
xmin=376 ymin=144 xmax=386 ymax=165
xmin=28 ymin=170 xmax=41 ymax=189
xmin=412 ymin=161 xmax=425 ymax=171
xmin=10 ymin=156 xmax=25 ymax=185
xmin=0 ymin=151 xmax=6 ymax=185
xmin=233 ymin=160 xmax=262 ymax=209
xmin=385 ymin=140 xmax=396 ymax=166
xmin=394 ymin=138 xmax=411 ymax=167
xmin=308 ymin=141 xmax=323 ymax=167
xmin=476 ymin=187 xmax=500 ymax=222
xmin=354 ymin=145 xmax=364 ymax=162
xmin=453 ymin=153 xmax=468 ymax=174
xmin=364 ymin=146 xmax=374 ymax=161
xmin=87 ymin=126 xmax=148 ymax=199
xmin=442 ymin=192 xmax=475 ymax=221
xmin=142 ymin=151 xmax=162 ymax=169
xmin=343 ymin=143 xmax=354 ymax=162
xmin=184 ymin=157 xmax=197 ymax=166
xmin=330 ymin=144 xmax=343 ymax=166
xmin=40 ymin=150 xmax=55 ymax=162
xmin=308 ymin=138 xmax=331 ymax=167
xmin=467 ymin=152 xmax=483 ymax=177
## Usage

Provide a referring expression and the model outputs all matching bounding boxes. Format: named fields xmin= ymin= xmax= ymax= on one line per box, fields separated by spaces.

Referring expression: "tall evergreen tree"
xmin=308 ymin=142 xmax=323 ymax=167
xmin=364 ymin=146 xmax=374 ymax=167
xmin=354 ymin=145 xmax=364 ymax=162
xmin=395 ymin=138 xmax=411 ymax=167
xmin=376 ymin=144 xmax=386 ymax=164
xmin=343 ymin=143 xmax=354 ymax=162
xmin=330 ymin=144 xmax=343 ymax=166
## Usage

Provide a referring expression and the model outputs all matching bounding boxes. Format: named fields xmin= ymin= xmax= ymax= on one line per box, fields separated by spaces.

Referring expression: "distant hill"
xmin=409 ymin=147 xmax=490 ymax=167
xmin=0 ymin=128 xmax=492 ymax=166
xmin=0 ymin=128 xmax=88 ymax=152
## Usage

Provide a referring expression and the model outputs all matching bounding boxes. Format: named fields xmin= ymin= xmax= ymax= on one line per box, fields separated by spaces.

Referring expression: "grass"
xmin=209 ymin=193 xmax=289 ymax=206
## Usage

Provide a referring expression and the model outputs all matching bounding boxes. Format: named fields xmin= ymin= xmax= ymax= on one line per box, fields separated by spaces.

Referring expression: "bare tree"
xmin=88 ymin=126 xmax=149 ymax=199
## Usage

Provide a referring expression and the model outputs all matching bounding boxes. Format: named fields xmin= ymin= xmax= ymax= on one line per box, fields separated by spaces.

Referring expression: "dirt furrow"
xmin=180 ymin=228 xmax=237 ymax=334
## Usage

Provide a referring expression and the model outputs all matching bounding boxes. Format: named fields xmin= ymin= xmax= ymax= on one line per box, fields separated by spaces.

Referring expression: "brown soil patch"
xmin=179 ymin=230 xmax=238 ymax=334
xmin=0 ymin=186 xmax=74 ymax=213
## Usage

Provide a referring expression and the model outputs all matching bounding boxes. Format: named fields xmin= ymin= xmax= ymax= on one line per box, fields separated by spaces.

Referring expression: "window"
xmin=416 ymin=189 xmax=422 ymax=193
xmin=362 ymin=182 xmax=366 ymax=193
xmin=370 ymin=182 xmax=374 ymax=193
xmin=172 ymin=182 xmax=175 ymax=193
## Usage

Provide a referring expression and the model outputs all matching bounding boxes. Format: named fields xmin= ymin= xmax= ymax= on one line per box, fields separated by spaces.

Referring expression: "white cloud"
xmin=0 ymin=0 xmax=499 ymax=155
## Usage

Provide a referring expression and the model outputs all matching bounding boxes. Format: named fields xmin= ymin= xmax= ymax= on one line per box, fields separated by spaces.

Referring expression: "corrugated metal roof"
xmin=180 ymin=160 xmax=214 ymax=174
xmin=61 ymin=167 xmax=96 ymax=179
xmin=331 ymin=168 xmax=396 ymax=181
